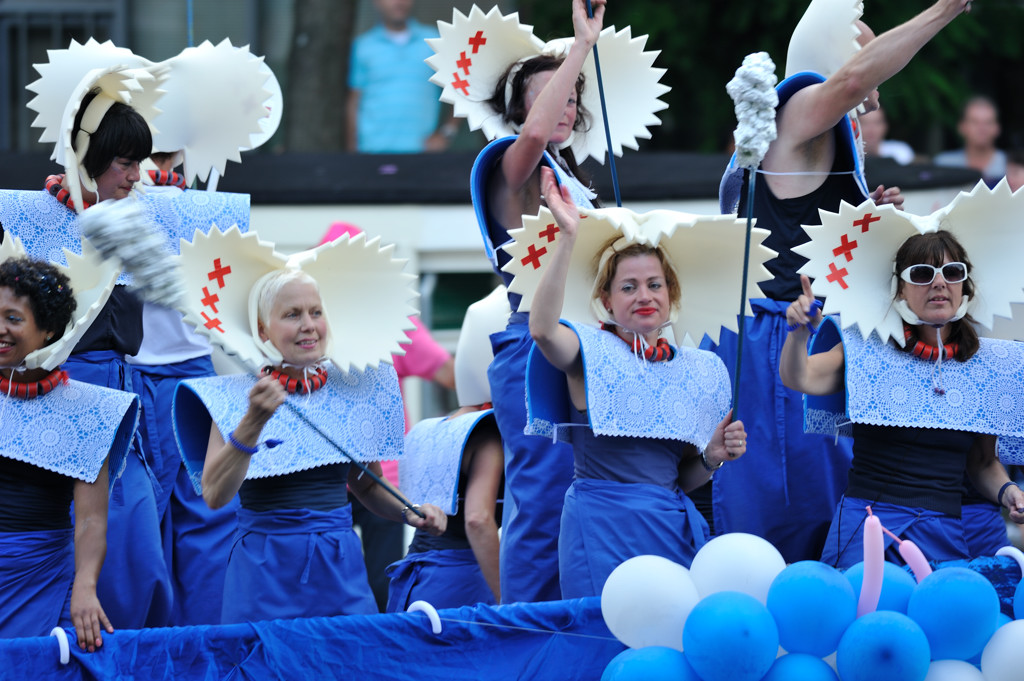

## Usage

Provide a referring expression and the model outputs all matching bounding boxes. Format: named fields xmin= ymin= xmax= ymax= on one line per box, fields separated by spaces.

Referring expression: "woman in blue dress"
xmin=172 ymin=238 xmax=448 ymax=623
xmin=527 ymin=168 xmax=748 ymax=597
xmin=0 ymin=253 xmax=138 ymax=651
xmin=780 ymin=229 xmax=1024 ymax=567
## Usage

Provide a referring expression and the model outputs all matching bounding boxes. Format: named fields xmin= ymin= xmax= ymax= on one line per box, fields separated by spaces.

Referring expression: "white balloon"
xmin=600 ymin=555 xmax=700 ymax=651
xmin=981 ymin=619 xmax=1024 ymax=681
xmin=923 ymin=659 xmax=984 ymax=681
xmin=688 ymin=533 xmax=786 ymax=603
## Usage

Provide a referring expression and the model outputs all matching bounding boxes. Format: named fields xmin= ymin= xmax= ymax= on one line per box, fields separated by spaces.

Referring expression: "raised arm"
xmin=529 ymin=167 xmax=583 ymax=374
xmin=461 ymin=419 xmax=504 ymax=602
xmin=499 ymin=0 xmax=605 ymax=192
xmin=779 ymin=275 xmax=846 ymax=395
xmin=70 ymin=461 xmax=114 ymax=652
xmin=774 ymin=1 xmax=969 ymax=153
xmin=201 ymin=375 xmax=285 ymax=509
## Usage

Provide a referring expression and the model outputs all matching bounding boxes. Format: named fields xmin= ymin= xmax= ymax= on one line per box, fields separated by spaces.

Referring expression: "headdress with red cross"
xmin=175 ymin=226 xmax=418 ymax=373
xmin=426 ymin=5 xmax=669 ymax=165
xmin=794 ymin=179 xmax=1024 ymax=345
xmin=502 ymin=205 xmax=775 ymax=347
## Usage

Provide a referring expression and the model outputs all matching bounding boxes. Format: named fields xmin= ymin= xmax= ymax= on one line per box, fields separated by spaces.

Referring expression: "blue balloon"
xmin=837 ymin=611 xmax=930 ymax=681
xmin=1014 ymin=576 xmax=1024 ymax=621
xmin=845 ymin=560 xmax=917 ymax=613
xmin=601 ymin=647 xmax=700 ymax=681
xmin=968 ymin=612 xmax=1013 ymax=667
xmin=762 ymin=653 xmax=839 ymax=681
xmin=682 ymin=591 xmax=778 ymax=681
xmin=767 ymin=560 xmax=856 ymax=657
xmin=907 ymin=567 xmax=999 ymax=660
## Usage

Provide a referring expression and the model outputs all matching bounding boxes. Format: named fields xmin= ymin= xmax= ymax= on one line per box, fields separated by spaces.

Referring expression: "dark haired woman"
xmin=463 ymin=0 xmax=606 ymax=604
xmin=0 ymin=256 xmax=138 ymax=652
xmin=781 ymin=230 xmax=1024 ymax=567
xmin=38 ymin=87 xmax=175 ymax=629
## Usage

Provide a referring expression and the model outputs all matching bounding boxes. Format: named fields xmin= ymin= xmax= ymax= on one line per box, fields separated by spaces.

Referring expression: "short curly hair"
xmin=0 ymin=258 xmax=76 ymax=340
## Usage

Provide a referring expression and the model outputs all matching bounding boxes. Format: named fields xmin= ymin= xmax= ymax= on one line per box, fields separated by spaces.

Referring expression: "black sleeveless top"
xmin=239 ymin=462 xmax=350 ymax=512
xmin=845 ymin=424 xmax=978 ymax=517
xmin=0 ymin=458 xmax=75 ymax=532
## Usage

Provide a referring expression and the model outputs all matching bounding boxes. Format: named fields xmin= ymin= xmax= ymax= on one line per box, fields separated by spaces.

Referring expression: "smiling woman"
xmin=780 ymin=227 xmax=1024 ymax=568
xmin=0 ymin=253 xmax=139 ymax=653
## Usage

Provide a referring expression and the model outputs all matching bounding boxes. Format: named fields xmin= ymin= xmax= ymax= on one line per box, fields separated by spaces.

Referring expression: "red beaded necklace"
xmin=268 ymin=366 xmax=328 ymax=394
xmin=0 ymin=368 xmax=69 ymax=399
xmin=45 ymin=174 xmax=91 ymax=213
xmin=146 ymin=170 xmax=187 ymax=190
xmin=601 ymin=323 xmax=675 ymax=362
xmin=903 ymin=323 xmax=958 ymax=361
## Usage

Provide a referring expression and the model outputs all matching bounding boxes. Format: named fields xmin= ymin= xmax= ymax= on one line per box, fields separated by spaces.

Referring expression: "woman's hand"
xmin=1004 ymin=483 xmax=1024 ymax=524
xmin=706 ymin=410 xmax=747 ymax=467
xmin=870 ymin=184 xmax=905 ymax=211
xmin=245 ymin=374 xmax=286 ymax=426
xmin=406 ymin=503 xmax=448 ymax=537
xmin=69 ymin=581 xmax=113 ymax=652
xmin=786 ymin=274 xmax=823 ymax=330
xmin=572 ymin=0 xmax=606 ymax=48
xmin=541 ymin=166 xmax=579 ymax=239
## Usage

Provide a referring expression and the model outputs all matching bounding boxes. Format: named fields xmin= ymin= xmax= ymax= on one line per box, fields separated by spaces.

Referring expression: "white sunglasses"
xmin=899 ymin=262 xmax=968 ymax=286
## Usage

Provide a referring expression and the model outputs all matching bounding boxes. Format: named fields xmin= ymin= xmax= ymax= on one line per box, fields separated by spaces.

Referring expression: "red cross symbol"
xmin=832 ymin=233 xmax=858 ymax=262
xmin=207 ymin=258 xmax=232 ymax=288
xmin=521 ymin=243 xmax=548 ymax=270
xmin=201 ymin=311 xmax=225 ymax=333
xmin=538 ymin=223 xmax=559 ymax=243
xmin=468 ymin=31 xmax=486 ymax=53
xmin=826 ymin=262 xmax=850 ymax=289
xmin=451 ymin=72 xmax=470 ymax=95
xmin=456 ymin=51 xmax=472 ymax=75
xmin=200 ymin=286 xmax=220 ymax=313
xmin=853 ymin=213 xmax=880 ymax=233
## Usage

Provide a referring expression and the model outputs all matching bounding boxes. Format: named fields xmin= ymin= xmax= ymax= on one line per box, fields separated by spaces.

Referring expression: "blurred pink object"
xmin=320 ymin=221 xmax=363 ymax=245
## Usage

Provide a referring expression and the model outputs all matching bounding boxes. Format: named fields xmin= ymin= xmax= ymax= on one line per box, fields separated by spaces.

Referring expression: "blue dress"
xmin=0 ymin=378 xmax=138 ymax=637
xmin=385 ymin=410 xmax=500 ymax=612
xmin=172 ymin=364 xmax=404 ymax=622
xmin=471 ymin=137 xmax=595 ymax=603
xmin=527 ymin=322 xmax=730 ymax=597
xmin=708 ymin=72 xmax=867 ymax=562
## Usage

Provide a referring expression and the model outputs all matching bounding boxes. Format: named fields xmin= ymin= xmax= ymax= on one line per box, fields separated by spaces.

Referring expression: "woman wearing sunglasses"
xmin=780 ymin=229 xmax=1024 ymax=568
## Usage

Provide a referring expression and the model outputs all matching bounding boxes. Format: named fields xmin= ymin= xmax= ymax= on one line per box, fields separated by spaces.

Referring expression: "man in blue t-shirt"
xmin=347 ymin=0 xmax=458 ymax=153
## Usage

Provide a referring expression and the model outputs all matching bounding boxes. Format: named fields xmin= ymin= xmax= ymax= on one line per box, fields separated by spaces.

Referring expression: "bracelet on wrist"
xmin=997 ymin=481 xmax=1019 ymax=507
xmin=700 ymin=450 xmax=723 ymax=473
xmin=401 ymin=504 xmax=422 ymax=526
xmin=228 ymin=431 xmax=282 ymax=455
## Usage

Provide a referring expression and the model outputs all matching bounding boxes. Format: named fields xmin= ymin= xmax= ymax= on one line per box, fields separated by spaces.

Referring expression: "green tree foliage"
xmin=517 ymin=1 xmax=1024 ymax=154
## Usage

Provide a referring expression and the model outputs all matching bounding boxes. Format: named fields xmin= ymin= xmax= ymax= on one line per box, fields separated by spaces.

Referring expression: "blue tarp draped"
xmin=0 ymin=598 xmax=625 ymax=680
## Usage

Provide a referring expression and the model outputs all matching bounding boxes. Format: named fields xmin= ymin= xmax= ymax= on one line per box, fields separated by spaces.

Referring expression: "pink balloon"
xmin=858 ymin=514 xmax=883 ymax=617
xmin=897 ymin=539 xmax=932 ymax=584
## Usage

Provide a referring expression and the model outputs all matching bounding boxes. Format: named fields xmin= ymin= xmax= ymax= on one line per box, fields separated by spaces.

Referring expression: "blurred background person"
xmin=860 ymin=104 xmax=916 ymax=165
xmin=934 ymin=95 xmax=1006 ymax=187
xmin=347 ymin=0 xmax=458 ymax=153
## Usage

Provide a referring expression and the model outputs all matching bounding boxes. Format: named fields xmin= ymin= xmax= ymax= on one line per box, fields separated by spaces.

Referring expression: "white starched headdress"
xmin=454 ymin=285 xmax=510 ymax=406
xmin=793 ymin=179 xmax=1024 ymax=345
xmin=0 ymin=231 xmax=118 ymax=371
xmin=149 ymin=39 xmax=275 ymax=185
xmin=26 ymin=39 xmax=168 ymax=213
xmin=502 ymin=206 xmax=775 ymax=347
xmin=426 ymin=5 xmax=669 ymax=165
xmin=785 ymin=0 xmax=863 ymax=80
xmin=175 ymin=227 xmax=418 ymax=374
